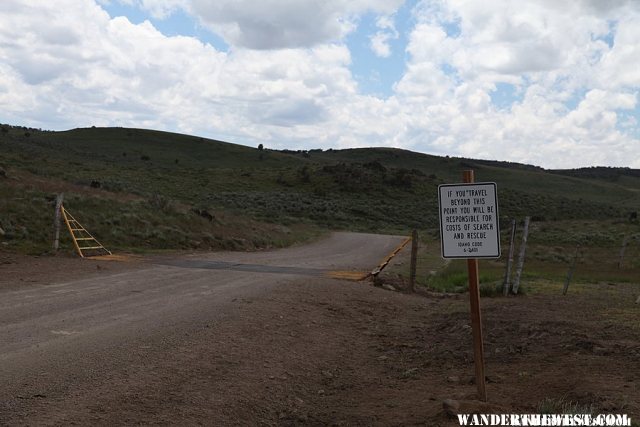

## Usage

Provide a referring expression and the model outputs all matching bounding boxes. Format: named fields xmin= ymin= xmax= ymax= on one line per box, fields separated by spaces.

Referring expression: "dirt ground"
xmin=0 ymin=250 xmax=142 ymax=290
xmin=1 ymin=248 xmax=639 ymax=426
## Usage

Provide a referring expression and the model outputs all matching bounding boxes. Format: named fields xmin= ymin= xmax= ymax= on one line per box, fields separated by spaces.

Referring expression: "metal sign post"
xmin=438 ymin=170 xmax=501 ymax=402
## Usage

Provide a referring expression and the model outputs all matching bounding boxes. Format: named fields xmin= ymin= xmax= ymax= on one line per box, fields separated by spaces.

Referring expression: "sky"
xmin=1 ymin=0 xmax=639 ymax=169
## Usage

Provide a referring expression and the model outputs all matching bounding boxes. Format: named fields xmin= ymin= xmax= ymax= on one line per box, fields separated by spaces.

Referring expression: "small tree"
xmin=258 ymin=143 xmax=264 ymax=151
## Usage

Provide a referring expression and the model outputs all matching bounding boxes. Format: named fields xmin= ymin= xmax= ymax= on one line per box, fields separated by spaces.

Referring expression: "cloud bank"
xmin=0 ymin=0 xmax=638 ymax=168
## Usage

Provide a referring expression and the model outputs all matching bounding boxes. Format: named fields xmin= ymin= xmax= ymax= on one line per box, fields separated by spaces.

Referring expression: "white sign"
xmin=438 ymin=182 xmax=501 ymax=259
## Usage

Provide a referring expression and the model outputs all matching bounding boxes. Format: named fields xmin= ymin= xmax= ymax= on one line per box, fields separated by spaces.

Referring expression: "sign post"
xmin=438 ymin=171 xmax=500 ymax=402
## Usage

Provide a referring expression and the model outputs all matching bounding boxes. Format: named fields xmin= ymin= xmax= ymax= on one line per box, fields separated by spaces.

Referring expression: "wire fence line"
xmin=406 ymin=226 xmax=639 ymax=293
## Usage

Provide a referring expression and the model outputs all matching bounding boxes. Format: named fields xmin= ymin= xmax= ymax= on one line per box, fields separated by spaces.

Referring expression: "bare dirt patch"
xmin=0 ymin=250 xmax=142 ymax=290
xmin=2 ymin=253 xmax=638 ymax=425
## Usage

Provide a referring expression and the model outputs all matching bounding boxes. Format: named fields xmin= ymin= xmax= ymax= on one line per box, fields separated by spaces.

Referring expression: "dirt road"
xmin=1 ymin=232 xmax=639 ymax=426
xmin=0 ymin=232 xmax=406 ymax=425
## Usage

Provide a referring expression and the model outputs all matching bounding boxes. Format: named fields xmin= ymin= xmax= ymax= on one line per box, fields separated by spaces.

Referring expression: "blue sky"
xmin=346 ymin=4 xmax=414 ymax=98
xmin=1 ymin=0 xmax=639 ymax=168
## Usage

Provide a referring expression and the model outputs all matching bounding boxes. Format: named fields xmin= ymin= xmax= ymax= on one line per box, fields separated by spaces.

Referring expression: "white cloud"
xmin=369 ymin=15 xmax=399 ymax=58
xmin=0 ymin=0 xmax=639 ymax=169
xmin=595 ymin=15 xmax=640 ymax=90
xmin=370 ymin=33 xmax=392 ymax=58
xmin=189 ymin=0 xmax=404 ymax=49
xmin=388 ymin=0 xmax=640 ymax=168
xmin=0 ymin=0 xmax=364 ymax=145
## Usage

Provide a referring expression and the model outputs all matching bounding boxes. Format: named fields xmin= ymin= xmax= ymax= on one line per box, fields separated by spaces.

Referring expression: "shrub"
xmin=297 ymin=165 xmax=311 ymax=183
xmin=149 ymin=194 xmax=171 ymax=211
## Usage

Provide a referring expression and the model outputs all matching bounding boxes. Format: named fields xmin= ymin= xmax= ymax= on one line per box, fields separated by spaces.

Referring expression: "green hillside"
xmin=1 ymin=124 xmax=639 ymax=255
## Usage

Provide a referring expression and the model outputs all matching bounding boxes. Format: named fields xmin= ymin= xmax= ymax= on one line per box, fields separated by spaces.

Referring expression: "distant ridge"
xmin=1 ymin=123 xmax=639 ymax=254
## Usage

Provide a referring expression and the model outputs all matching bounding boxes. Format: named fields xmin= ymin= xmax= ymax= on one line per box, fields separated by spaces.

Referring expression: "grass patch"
xmin=425 ymin=261 xmax=505 ymax=294
xmin=537 ymin=397 xmax=594 ymax=415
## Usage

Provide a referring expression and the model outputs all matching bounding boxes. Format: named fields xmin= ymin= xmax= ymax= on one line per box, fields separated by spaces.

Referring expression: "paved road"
xmin=0 ymin=232 xmax=404 ymax=424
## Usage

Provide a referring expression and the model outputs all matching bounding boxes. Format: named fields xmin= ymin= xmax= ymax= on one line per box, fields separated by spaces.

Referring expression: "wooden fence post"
xmin=463 ymin=170 xmax=487 ymax=402
xmin=53 ymin=193 xmax=64 ymax=251
xmin=563 ymin=245 xmax=580 ymax=295
xmin=511 ymin=216 xmax=530 ymax=295
xmin=503 ymin=219 xmax=517 ymax=296
xmin=409 ymin=229 xmax=418 ymax=293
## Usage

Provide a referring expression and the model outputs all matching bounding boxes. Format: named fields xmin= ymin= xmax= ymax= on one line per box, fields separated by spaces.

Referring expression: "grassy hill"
xmin=1 ymin=123 xmax=639 ymax=256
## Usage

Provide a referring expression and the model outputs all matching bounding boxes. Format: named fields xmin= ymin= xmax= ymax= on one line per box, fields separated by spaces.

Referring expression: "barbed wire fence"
xmin=392 ymin=223 xmax=639 ymax=300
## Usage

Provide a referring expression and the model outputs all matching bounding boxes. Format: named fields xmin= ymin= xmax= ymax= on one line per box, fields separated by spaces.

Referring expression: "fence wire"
xmin=412 ymin=228 xmax=639 ymax=290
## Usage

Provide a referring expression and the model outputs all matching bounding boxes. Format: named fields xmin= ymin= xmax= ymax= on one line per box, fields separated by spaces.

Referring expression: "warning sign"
xmin=438 ymin=182 xmax=501 ymax=259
